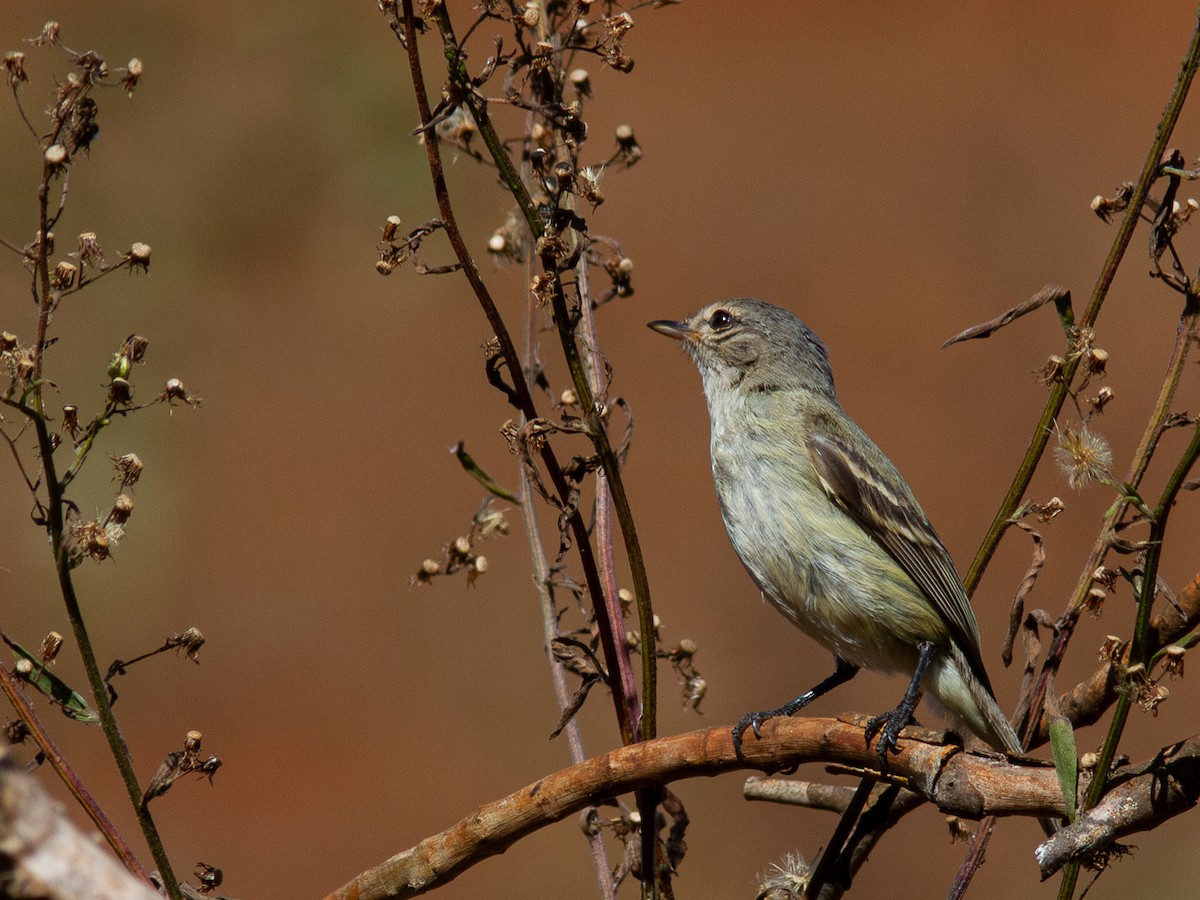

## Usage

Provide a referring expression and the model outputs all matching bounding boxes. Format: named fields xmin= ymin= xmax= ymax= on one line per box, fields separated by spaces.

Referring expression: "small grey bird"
xmin=649 ymin=298 xmax=1023 ymax=762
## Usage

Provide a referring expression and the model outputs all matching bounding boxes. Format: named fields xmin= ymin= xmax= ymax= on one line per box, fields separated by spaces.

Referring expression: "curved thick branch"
xmin=1036 ymin=734 xmax=1200 ymax=877
xmin=322 ymin=717 xmax=1066 ymax=900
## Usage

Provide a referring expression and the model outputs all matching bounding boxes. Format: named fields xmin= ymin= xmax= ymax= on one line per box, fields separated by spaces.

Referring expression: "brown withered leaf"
xmin=942 ymin=284 xmax=1071 ymax=347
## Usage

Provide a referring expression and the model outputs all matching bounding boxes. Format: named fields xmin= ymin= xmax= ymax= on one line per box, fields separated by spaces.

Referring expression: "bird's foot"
xmin=864 ymin=700 xmax=919 ymax=770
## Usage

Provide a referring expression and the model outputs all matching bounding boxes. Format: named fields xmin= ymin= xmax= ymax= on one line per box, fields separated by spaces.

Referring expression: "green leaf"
xmin=2 ymin=634 xmax=99 ymax=725
xmin=1049 ymin=717 xmax=1078 ymax=822
xmin=451 ymin=440 xmax=520 ymax=503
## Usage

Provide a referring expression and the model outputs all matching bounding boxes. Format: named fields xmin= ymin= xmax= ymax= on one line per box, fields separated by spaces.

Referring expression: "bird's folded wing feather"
xmin=806 ymin=430 xmax=993 ymax=692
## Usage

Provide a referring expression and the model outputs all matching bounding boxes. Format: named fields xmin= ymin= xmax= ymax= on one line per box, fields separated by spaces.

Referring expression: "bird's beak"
xmin=647 ymin=319 xmax=695 ymax=342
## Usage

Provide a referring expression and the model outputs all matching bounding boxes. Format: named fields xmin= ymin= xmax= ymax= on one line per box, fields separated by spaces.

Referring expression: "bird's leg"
xmin=733 ymin=657 xmax=859 ymax=760
xmin=864 ymin=639 xmax=936 ymax=768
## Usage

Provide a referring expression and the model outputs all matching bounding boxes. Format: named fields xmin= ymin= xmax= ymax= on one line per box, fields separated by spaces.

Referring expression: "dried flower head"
xmin=121 ymin=57 xmax=143 ymax=95
xmin=614 ymin=123 xmax=642 ymax=165
xmin=77 ymin=232 xmax=106 ymax=270
xmin=569 ymin=67 xmax=592 ymax=98
xmin=31 ymin=21 xmax=61 ymax=47
xmin=44 ymin=143 xmax=68 ymax=175
xmin=756 ymin=851 xmax=810 ymax=900
xmin=112 ymin=452 xmax=143 ymax=488
xmin=1036 ymin=354 xmax=1066 ymax=385
xmin=107 ymin=492 xmax=134 ymax=526
xmin=40 ymin=631 xmax=63 ymax=663
xmin=108 ymin=377 xmax=132 ymax=404
xmin=51 ymin=260 xmax=78 ymax=290
xmin=1054 ymin=424 xmax=1113 ymax=489
xmin=1161 ymin=644 xmax=1186 ymax=680
xmin=126 ymin=242 xmax=151 ymax=273
xmin=61 ymin=404 xmax=79 ymax=435
xmin=3 ymin=51 xmax=28 ymax=86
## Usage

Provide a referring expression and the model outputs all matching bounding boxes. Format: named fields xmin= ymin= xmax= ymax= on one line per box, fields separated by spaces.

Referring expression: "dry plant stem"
xmin=517 ymin=461 xmax=617 ymax=900
xmin=16 ymin=131 xmax=184 ymax=899
xmin=576 ymin=257 xmax=635 ymax=719
xmin=519 ymin=253 xmax=616 ymax=897
xmin=963 ymin=9 xmax=1200 ymax=596
xmin=320 ymin=717 xmax=1070 ymax=900
xmin=1058 ymin=419 xmax=1200 ymax=900
xmin=394 ymin=1 xmax=639 ymax=744
xmin=1022 ymin=295 xmax=1199 ymax=745
xmin=30 ymin=413 xmax=182 ymax=900
xmin=0 ymin=661 xmax=149 ymax=882
xmin=948 ymin=816 xmax=996 ymax=900
xmin=953 ymin=18 xmax=1200 ymax=899
xmin=426 ymin=4 xmax=657 ymax=744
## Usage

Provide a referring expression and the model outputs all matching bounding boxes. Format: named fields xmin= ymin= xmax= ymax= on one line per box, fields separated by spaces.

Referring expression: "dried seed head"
xmin=561 ymin=389 xmax=577 ymax=406
xmin=168 ymin=627 xmax=206 ymax=662
xmin=1080 ymin=751 xmax=1100 ymax=770
xmin=61 ymin=404 xmax=79 ymax=434
xmin=1162 ymin=644 xmax=1186 ymax=679
xmin=51 ymin=260 xmax=78 ymax=290
xmin=34 ymin=21 xmax=61 ymax=46
xmin=108 ymin=492 xmax=134 ymax=525
xmin=473 ymin=556 xmax=487 ymax=574
xmin=1035 ymin=497 xmax=1065 ymax=521
xmin=3 ymin=51 xmax=27 ymax=86
xmin=71 ymin=519 xmax=111 ymax=562
xmin=569 ymin=68 xmax=592 ymax=97
xmin=488 ymin=232 xmax=507 ymax=253
xmin=127 ymin=242 xmax=151 ymax=272
xmin=553 ymin=161 xmax=574 ymax=191
xmin=108 ymin=377 xmax=133 ymax=404
xmin=1036 ymin=354 xmax=1066 ymax=385
xmin=382 ymin=215 xmax=402 ymax=242
xmin=757 ymin=851 xmax=811 ymax=898
xmin=677 ymin=638 xmax=697 ymax=656
xmin=1136 ymin=678 xmax=1168 ymax=715
xmin=1092 ymin=566 xmax=1118 ymax=590
xmin=121 ymin=57 xmax=142 ymax=95
xmin=1099 ymin=635 xmax=1124 ymax=664
xmin=44 ymin=143 xmax=68 ymax=174
xmin=124 ymin=334 xmax=149 ymax=363
xmin=1054 ymin=424 xmax=1113 ymax=489
xmin=113 ymin=452 xmax=143 ymax=487
xmin=0 ymin=332 xmax=16 ymax=352
xmin=1090 ymin=385 xmax=1114 ymax=413
xmin=40 ymin=631 xmax=63 ymax=663
xmin=1085 ymin=347 xmax=1108 ymax=377
xmin=184 ymin=731 xmax=203 ymax=753
xmin=77 ymin=232 xmax=106 ymax=270
xmin=422 ymin=558 xmax=440 ymax=576
xmin=578 ymin=166 xmax=604 ymax=206
xmin=14 ymin=658 xmax=33 ymax=678
xmin=453 ymin=536 xmax=471 ymax=556
xmin=1084 ymin=587 xmax=1106 ymax=614
xmin=617 ymin=587 xmax=634 ymax=611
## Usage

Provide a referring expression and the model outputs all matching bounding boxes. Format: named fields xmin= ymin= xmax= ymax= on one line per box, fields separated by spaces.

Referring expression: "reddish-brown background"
xmin=2 ymin=3 xmax=1200 ymax=898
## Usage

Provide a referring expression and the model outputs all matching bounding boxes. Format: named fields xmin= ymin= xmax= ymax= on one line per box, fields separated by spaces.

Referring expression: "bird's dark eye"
xmin=708 ymin=309 xmax=734 ymax=330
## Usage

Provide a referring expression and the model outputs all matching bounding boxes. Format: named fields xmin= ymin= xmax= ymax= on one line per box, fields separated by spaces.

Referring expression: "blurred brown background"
xmin=3 ymin=2 xmax=1200 ymax=898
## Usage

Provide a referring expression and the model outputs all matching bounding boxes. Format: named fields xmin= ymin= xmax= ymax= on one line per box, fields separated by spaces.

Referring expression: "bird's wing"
xmin=806 ymin=430 xmax=993 ymax=692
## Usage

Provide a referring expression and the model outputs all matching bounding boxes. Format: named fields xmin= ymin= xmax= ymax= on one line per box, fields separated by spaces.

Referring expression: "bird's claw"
xmin=864 ymin=707 xmax=910 ymax=769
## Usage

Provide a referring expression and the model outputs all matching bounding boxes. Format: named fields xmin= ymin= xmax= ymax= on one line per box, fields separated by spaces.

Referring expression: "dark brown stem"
xmin=394 ymin=1 xmax=639 ymax=747
xmin=0 ymin=660 xmax=150 ymax=883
